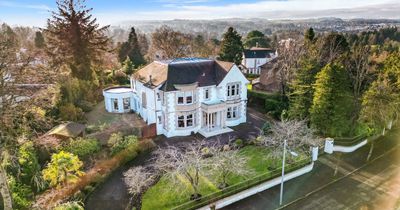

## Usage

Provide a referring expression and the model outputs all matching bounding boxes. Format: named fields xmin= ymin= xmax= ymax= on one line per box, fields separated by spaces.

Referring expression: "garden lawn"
xmin=141 ymin=145 xmax=308 ymax=210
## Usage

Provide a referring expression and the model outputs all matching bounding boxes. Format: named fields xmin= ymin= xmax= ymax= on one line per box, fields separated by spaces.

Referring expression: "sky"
xmin=0 ymin=0 xmax=399 ymax=27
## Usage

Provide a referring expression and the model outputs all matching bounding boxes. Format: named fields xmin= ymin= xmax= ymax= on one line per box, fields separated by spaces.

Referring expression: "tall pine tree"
xmin=219 ymin=27 xmax=244 ymax=65
xmin=310 ymin=63 xmax=354 ymax=137
xmin=45 ymin=0 xmax=109 ymax=81
xmin=288 ymin=57 xmax=319 ymax=119
xmin=118 ymin=27 xmax=146 ymax=68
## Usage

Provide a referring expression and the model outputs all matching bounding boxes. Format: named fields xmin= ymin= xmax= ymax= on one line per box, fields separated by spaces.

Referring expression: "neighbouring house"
xmin=103 ymin=58 xmax=249 ymax=138
xmin=253 ymin=58 xmax=281 ymax=92
xmin=241 ymin=47 xmax=277 ymax=75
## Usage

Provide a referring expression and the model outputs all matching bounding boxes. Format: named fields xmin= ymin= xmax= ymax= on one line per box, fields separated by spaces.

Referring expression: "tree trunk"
xmin=0 ymin=167 xmax=12 ymax=210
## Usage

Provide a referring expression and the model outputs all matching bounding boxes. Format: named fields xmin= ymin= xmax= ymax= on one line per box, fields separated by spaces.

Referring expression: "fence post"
xmin=324 ymin=138 xmax=334 ymax=154
xmin=311 ymin=146 xmax=319 ymax=161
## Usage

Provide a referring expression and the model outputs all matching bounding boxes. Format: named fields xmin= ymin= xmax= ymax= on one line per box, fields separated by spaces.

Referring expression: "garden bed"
xmin=141 ymin=146 xmax=309 ymax=210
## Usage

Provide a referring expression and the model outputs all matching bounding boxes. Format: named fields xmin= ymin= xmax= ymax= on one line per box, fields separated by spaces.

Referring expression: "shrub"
xmin=42 ymin=151 xmax=84 ymax=187
xmin=8 ymin=176 xmax=34 ymax=210
xmin=108 ymin=133 xmax=139 ymax=156
xmin=233 ymin=139 xmax=244 ymax=148
xmin=59 ymin=103 xmax=84 ymax=122
xmin=114 ymin=70 xmax=129 ymax=85
xmin=54 ymin=201 xmax=84 ymax=210
xmin=62 ymin=138 xmax=101 ymax=160
xmin=18 ymin=141 xmax=46 ymax=192
xmin=261 ymin=122 xmax=272 ymax=135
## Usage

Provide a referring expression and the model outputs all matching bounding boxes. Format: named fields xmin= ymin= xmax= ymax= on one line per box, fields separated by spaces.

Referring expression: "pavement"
xmin=223 ymin=128 xmax=400 ymax=210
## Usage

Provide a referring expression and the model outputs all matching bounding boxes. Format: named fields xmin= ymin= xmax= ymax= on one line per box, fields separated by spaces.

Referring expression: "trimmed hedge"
xmin=247 ymin=90 xmax=288 ymax=119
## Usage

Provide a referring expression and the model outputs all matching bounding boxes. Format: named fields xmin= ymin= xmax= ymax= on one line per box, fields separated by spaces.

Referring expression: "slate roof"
xmin=133 ymin=58 xmax=234 ymax=91
xmin=243 ymin=47 xmax=275 ymax=59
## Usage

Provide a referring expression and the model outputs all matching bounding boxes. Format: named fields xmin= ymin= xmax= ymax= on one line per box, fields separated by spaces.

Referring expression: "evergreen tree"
xmin=244 ymin=30 xmax=270 ymax=48
xmin=219 ymin=27 xmax=244 ymax=65
xmin=310 ymin=63 xmax=354 ymax=137
xmin=304 ymin=27 xmax=315 ymax=43
xmin=118 ymin=27 xmax=146 ymax=68
xmin=360 ymin=77 xmax=398 ymax=134
xmin=288 ymin=57 xmax=319 ymax=119
xmin=122 ymin=57 xmax=134 ymax=75
xmin=45 ymin=0 xmax=109 ymax=81
xmin=34 ymin=31 xmax=45 ymax=49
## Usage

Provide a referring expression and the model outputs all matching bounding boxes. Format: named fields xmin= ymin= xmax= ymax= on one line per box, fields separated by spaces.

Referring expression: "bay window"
xmin=177 ymin=91 xmax=195 ymax=105
xmin=177 ymin=113 xmax=195 ymax=128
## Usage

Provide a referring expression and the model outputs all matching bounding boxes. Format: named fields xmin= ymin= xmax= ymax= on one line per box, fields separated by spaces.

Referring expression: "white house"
xmin=241 ymin=47 xmax=277 ymax=75
xmin=103 ymin=58 xmax=249 ymax=138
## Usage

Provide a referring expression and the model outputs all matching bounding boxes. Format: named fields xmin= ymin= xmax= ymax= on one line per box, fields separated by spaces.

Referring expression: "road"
xmin=223 ymin=128 xmax=400 ymax=210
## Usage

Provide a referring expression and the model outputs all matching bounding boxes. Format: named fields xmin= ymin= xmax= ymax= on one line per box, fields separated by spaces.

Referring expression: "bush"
xmin=233 ymin=139 xmax=244 ymax=148
xmin=59 ymin=103 xmax=84 ymax=122
xmin=114 ymin=70 xmax=129 ymax=85
xmin=261 ymin=122 xmax=272 ymax=135
xmin=18 ymin=141 xmax=46 ymax=192
xmin=62 ymin=138 xmax=101 ymax=160
xmin=54 ymin=201 xmax=84 ymax=210
xmin=108 ymin=133 xmax=139 ymax=156
xmin=8 ymin=176 xmax=34 ymax=210
xmin=248 ymin=90 xmax=288 ymax=119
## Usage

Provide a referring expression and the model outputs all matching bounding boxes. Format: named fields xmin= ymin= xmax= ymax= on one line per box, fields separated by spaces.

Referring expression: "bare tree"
xmin=123 ymin=166 xmax=155 ymax=196
xmin=258 ymin=119 xmax=320 ymax=159
xmin=149 ymin=25 xmax=193 ymax=60
xmin=208 ymin=148 xmax=253 ymax=189
xmin=152 ymin=143 xmax=207 ymax=199
xmin=276 ymin=39 xmax=303 ymax=96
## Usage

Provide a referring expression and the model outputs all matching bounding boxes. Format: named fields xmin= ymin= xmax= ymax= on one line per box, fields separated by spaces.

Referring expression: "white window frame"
xmin=204 ymin=88 xmax=211 ymax=100
xmin=227 ymin=106 xmax=240 ymax=120
xmin=176 ymin=112 xmax=195 ymax=128
xmin=176 ymin=91 xmax=195 ymax=105
xmin=227 ymin=83 xmax=240 ymax=99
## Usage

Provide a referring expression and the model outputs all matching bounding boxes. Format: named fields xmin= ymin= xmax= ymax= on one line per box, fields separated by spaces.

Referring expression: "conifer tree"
xmin=310 ymin=63 xmax=354 ymax=137
xmin=288 ymin=57 xmax=319 ymax=119
xmin=34 ymin=31 xmax=45 ymax=49
xmin=118 ymin=27 xmax=146 ymax=68
xmin=45 ymin=0 xmax=109 ymax=81
xmin=304 ymin=27 xmax=315 ymax=43
xmin=122 ymin=57 xmax=134 ymax=75
xmin=219 ymin=27 xmax=244 ymax=65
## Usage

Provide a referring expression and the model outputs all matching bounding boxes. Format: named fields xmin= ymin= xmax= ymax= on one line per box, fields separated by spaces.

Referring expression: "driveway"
xmin=223 ymin=128 xmax=400 ymax=210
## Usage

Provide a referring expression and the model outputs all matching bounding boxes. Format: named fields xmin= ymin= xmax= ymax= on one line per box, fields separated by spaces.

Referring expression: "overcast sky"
xmin=0 ymin=0 xmax=399 ymax=27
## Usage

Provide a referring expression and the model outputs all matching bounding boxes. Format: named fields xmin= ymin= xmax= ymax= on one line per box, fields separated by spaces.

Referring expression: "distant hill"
xmin=107 ymin=18 xmax=400 ymax=42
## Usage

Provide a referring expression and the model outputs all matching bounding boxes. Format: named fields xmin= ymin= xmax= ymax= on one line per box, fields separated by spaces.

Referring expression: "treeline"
xmin=285 ymin=28 xmax=400 ymax=137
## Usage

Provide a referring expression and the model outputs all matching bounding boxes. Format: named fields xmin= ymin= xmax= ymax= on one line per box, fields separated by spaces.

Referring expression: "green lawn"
xmin=141 ymin=145 xmax=308 ymax=210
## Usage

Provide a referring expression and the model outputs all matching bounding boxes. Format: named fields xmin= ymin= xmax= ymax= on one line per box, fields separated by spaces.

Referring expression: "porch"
xmin=199 ymin=100 xmax=233 ymax=138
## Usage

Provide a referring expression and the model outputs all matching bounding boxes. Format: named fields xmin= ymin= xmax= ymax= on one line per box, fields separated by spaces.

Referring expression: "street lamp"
xmin=279 ymin=139 xmax=298 ymax=206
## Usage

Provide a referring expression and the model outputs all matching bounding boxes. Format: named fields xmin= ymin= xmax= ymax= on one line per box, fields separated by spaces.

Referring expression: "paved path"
xmin=223 ymin=128 xmax=400 ymax=210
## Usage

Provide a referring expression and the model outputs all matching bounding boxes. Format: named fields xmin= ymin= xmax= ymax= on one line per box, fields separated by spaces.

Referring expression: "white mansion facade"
xmin=103 ymin=58 xmax=249 ymax=138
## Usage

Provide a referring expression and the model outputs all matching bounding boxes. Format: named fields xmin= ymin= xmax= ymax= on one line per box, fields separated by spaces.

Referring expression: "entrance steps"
xmin=198 ymin=127 xmax=234 ymax=138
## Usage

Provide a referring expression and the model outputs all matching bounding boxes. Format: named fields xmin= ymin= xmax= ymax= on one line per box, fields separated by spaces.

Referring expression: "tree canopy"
xmin=244 ymin=30 xmax=271 ymax=48
xmin=118 ymin=27 xmax=146 ymax=68
xmin=218 ymin=27 xmax=244 ymax=65
xmin=45 ymin=0 xmax=109 ymax=81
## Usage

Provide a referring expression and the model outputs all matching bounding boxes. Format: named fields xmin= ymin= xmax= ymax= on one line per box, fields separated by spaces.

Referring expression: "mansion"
xmin=103 ymin=58 xmax=249 ymax=138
